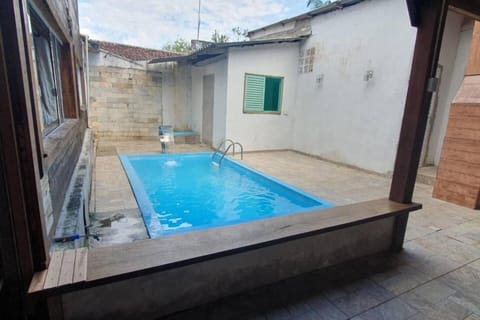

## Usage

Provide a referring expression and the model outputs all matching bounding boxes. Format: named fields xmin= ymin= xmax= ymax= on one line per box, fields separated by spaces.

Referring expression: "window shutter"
xmin=244 ymin=74 xmax=265 ymax=112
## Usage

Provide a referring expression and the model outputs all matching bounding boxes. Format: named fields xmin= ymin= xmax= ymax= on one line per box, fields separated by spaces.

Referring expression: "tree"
xmin=231 ymin=27 xmax=249 ymax=42
xmin=162 ymin=38 xmax=192 ymax=53
xmin=211 ymin=30 xmax=229 ymax=43
xmin=307 ymin=0 xmax=331 ymax=8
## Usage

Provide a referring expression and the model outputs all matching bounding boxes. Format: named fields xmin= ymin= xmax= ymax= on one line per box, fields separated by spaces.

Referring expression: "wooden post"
xmin=389 ymin=0 xmax=449 ymax=251
xmin=61 ymin=43 xmax=80 ymax=119
xmin=0 ymin=0 xmax=49 ymax=268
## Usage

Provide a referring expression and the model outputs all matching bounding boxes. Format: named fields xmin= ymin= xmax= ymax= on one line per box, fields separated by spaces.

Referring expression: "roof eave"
xmin=248 ymin=0 xmax=364 ymax=36
xmin=148 ymin=37 xmax=305 ymax=65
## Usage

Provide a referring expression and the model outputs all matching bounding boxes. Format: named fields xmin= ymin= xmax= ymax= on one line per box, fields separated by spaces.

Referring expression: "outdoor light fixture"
xmin=364 ymin=70 xmax=374 ymax=81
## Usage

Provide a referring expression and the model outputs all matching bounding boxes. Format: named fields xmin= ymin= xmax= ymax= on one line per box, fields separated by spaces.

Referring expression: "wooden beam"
xmin=61 ymin=43 xmax=79 ymax=119
xmin=0 ymin=0 xmax=49 ymax=268
xmin=390 ymin=0 xmax=449 ymax=251
xmin=0 ymin=25 xmax=32 ymax=320
xmin=449 ymin=0 xmax=480 ymax=21
xmin=466 ymin=22 xmax=480 ymax=76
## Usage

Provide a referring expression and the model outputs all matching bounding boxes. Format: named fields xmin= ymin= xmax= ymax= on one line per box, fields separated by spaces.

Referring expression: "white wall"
xmin=426 ymin=16 xmax=473 ymax=165
xmin=292 ymin=0 xmax=417 ymax=174
xmin=148 ymin=62 xmax=192 ymax=131
xmin=225 ymin=44 xmax=299 ymax=151
xmin=249 ymin=21 xmax=297 ymax=40
xmin=191 ymin=58 xmax=228 ymax=147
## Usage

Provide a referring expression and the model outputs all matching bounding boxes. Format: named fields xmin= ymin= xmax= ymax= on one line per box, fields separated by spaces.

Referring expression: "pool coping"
xmin=119 ymin=152 xmax=334 ymax=238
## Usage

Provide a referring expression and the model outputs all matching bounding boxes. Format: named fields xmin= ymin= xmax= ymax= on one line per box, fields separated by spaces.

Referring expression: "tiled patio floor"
xmin=91 ymin=140 xmax=480 ymax=320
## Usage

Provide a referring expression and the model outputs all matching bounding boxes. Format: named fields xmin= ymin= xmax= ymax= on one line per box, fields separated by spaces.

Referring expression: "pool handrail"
xmin=212 ymin=139 xmax=243 ymax=166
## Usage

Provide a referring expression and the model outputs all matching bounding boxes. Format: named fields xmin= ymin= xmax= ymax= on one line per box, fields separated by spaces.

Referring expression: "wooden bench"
xmin=28 ymin=198 xmax=421 ymax=297
xmin=29 ymin=248 xmax=87 ymax=294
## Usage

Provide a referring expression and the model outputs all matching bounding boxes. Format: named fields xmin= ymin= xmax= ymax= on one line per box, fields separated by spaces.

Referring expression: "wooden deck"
xmin=29 ymin=248 xmax=87 ymax=294
xmin=28 ymin=199 xmax=421 ymax=296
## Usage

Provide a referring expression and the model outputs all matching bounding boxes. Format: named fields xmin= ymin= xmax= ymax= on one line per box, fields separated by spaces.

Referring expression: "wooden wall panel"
xmin=466 ymin=22 xmax=480 ymax=75
xmin=433 ymin=80 xmax=480 ymax=209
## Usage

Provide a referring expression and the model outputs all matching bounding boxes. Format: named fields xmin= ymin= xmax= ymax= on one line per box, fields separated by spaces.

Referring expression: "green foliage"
xmin=231 ymin=27 xmax=249 ymax=42
xmin=211 ymin=30 xmax=229 ymax=43
xmin=162 ymin=38 xmax=192 ymax=53
xmin=307 ymin=0 xmax=331 ymax=8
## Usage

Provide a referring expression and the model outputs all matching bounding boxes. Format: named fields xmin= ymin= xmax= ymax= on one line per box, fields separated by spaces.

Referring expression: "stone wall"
xmin=89 ymin=66 xmax=162 ymax=138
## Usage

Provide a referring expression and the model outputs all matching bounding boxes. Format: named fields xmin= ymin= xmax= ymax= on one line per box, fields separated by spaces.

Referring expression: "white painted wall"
xmin=426 ymin=16 xmax=473 ymax=165
xmin=249 ymin=21 xmax=297 ymax=40
xmin=292 ymin=0 xmax=417 ymax=174
xmin=191 ymin=58 xmax=228 ymax=146
xmin=225 ymin=44 xmax=299 ymax=151
xmin=148 ymin=62 xmax=192 ymax=131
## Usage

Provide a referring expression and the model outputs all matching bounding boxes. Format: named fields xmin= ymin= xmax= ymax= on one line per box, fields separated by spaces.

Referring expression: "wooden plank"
xmin=449 ymin=104 xmax=480 ymax=118
xmin=28 ymin=269 xmax=48 ymax=293
xmin=437 ymin=159 xmax=480 ymax=177
xmin=442 ymin=137 xmax=480 ymax=154
xmin=389 ymin=0 xmax=448 ymax=251
xmin=447 ymin=116 xmax=480 ymax=130
xmin=444 ymin=127 xmax=480 ymax=141
xmin=434 ymin=179 xmax=479 ymax=198
xmin=466 ymin=22 xmax=480 ymax=75
xmin=449 ymin=0 xmax=480 ymax=18
xmin=440 ymin=148 xmax=480 ymax=164
xmin=467 ymin=23 xmax=480 ymax=76
xmin=61 ymin=43 xmax=79 ymax=119
xmin=433 ymin=180 xmax=479 ymax=209
xmin=73 ymin=247 xmax=88 ymax=283
xmin=43 ymin=251 xmax=64 ymax=289
xmin=58 ymin=249 xmax=76 ymax=286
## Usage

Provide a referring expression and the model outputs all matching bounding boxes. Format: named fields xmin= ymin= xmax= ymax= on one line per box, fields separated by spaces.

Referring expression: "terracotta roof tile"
xmin=89 ymin=39 xmax=182 ymax=61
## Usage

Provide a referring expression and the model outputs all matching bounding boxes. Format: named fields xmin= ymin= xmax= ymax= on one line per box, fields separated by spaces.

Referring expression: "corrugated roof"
xmin=248 ymin=0 xmax=365 ymax=36
xmin=148 ymin=37 xmax=304 ymax=64
xmin=89 ymin=39 xmax=182 ymax=61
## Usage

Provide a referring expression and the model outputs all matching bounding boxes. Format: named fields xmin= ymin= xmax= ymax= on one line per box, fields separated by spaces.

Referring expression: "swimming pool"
xmin=120 ymin=153 xmax=333 ymax=238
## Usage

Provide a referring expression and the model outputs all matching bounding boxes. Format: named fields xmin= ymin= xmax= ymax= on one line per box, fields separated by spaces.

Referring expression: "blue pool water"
xmin=120 ymin=153 xmax=334 ymax=238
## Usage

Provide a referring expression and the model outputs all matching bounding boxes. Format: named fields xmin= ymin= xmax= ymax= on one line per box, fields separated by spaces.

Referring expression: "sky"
xmin=78 ymin=0 xmax=310 ymax=50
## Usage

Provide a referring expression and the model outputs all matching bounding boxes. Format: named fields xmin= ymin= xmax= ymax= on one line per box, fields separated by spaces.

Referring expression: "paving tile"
xmin=469 ymin=259 xmax=480 ymax=271
xmin=291 ymin=310 xmax=322 ymax=320
xmin=402 ymin=280 xmax=456 ymax=307
xmin=303 ymin=295 xmax=347 ymax=320
xmin=406 ymin=298 xmax=473 ymax=320
xmin=327 ymin=293 xmax=380 ymax=318
xmin=439 ymin=265 xmax=480 ymax=292
xmin=351 ymin=298 xmax=417 ymax=320
xmin=447 ymin=294 xmax=480 ymax=316
xmin=412 ymin=233 xmax=480 ymax=265
xmin=264 ymin=307 xmax=291 ymax=320
xmin=93 ymin=144 xmax=480 ymax=320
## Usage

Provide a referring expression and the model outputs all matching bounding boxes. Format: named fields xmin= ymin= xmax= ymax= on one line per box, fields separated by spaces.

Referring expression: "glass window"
xmin=29 ymin=10 xmax=64 ymax=135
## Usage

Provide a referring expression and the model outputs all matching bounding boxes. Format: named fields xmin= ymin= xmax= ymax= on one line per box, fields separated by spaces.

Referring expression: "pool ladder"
xmin=212 ymin=139 xmax=243 ymax=167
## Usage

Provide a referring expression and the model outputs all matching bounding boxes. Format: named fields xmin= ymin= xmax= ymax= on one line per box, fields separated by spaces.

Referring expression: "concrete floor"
xmin=91 ymin=140 xmax=480 ymax=320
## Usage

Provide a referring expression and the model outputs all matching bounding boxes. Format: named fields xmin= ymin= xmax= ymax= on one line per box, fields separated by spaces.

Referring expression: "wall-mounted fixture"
xmin=316 ymin=73 xmax=324 ymax=87
xmin=364 ymin=70 xmax=374 ymax=82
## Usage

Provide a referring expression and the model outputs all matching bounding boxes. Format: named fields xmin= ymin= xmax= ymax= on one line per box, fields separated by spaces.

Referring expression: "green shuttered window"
xmin=243 ymin=73 xmax=283 ymax=114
